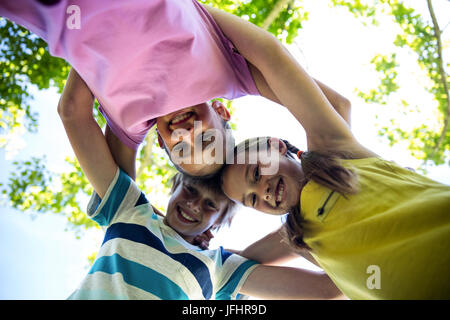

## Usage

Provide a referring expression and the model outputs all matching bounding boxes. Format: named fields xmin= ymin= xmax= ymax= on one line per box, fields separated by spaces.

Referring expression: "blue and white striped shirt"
xmin=68 ymin=168 xmax=258 ymax=300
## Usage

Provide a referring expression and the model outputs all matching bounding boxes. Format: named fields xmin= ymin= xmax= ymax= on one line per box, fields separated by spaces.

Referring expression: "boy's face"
xmin=156 ymin=101 xmax=231 ymax=177
xmin=164 ymin=179 xmax=227 ymax=244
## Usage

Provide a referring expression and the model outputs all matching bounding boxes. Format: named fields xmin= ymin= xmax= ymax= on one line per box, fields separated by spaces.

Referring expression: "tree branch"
xmin=261 ymin=0 xmax=294 ymax=30
xmin=427 ymin=0 xmax=450 ymax=159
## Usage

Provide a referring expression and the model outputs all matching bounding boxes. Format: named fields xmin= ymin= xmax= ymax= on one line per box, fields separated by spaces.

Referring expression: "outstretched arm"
xmin=236 ymin=226 xmax=320 ymax=268
xmin=247 ymin=63 xmax=352 ymax=126
xmin=240 ymin=264 xmax=345 ymax=300
xmin=206 ymin=4 xmax=352 ymax=126
xmin=203 ymin=5 xmax=366 ymax=154
xmin=58 ymin=68 xmax=118 ymax=198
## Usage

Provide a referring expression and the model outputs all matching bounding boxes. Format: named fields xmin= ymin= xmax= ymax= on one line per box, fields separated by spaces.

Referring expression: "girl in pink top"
xmin=1 ymin=0 xmax=349 ymax=178
xmin=0 ymin=0 xmax=259 ymax=176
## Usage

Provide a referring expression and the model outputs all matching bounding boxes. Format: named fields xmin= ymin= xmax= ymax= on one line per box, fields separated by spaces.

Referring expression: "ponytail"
xmin=282 ymin=139 xmax=359 ymax=195
xmin=281 ymin=139 xmax=359 ymax=250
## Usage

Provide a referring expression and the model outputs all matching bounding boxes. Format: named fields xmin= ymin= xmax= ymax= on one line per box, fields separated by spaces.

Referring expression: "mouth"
xmin=169 ymin=111 xmax=195 ymax=128
xmin=274 ymin=178 xmax=285 ymax=207
xmin=177 ymin=205 xmax=199 ymax=224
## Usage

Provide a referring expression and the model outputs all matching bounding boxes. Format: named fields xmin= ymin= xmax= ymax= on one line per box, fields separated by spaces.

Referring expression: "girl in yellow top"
xmin=224 ymin=139 xmax=450 ymax=299
xmin=201 ymin=6 xmax=450 ymax=299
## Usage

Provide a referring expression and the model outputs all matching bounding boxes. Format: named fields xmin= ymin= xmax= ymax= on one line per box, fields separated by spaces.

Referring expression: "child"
xmin=204 ymin=6 xmax=450 ymax=299
xmin=59 ymin=67 xmax=343 ymax=300
xmin=1 ymin=0 xmax=351 ymax=178
xmin=0 ymin=0 xmax=256 ymax=175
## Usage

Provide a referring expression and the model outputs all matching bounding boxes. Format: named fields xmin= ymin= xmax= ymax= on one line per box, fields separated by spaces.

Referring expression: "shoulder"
xmin=308 ymin=136 xmax=379 ymax=160
xmin=87 ymin=168 xmax=153 ymax=227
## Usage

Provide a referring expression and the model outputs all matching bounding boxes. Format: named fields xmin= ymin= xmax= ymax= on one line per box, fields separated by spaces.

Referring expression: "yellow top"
xmin=300 ymin=157 xmax=450 ymax=299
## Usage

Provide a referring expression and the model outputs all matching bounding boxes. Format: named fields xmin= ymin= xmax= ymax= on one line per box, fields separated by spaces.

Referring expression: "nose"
xmin=263 ymin=186 xmax=272 ymax=201
xmin=173 ymin=126 xmax=202 ymax=148
xmin=186 ymin=200 xmax=200 ymax=214
xmin=255 ymin=180 xmax=272 ymax=202
xmin=173 ymin=128 xmax=193 ymax=140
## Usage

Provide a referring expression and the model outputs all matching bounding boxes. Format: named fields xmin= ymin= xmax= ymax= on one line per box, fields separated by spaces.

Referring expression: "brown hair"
xmin=224 ymin=137 xmax=359 ymax=250
xmin=170 ymin=172 xmax=238 ymax=231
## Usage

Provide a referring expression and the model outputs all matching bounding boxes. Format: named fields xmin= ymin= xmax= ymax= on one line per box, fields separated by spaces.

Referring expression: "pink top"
xmin=1 ymin=0 xmax=259 ymax=149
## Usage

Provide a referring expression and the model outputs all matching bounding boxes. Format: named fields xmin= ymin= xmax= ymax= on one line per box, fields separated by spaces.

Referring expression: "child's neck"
xmin=161 ymin=215 xmax=197 ymax=246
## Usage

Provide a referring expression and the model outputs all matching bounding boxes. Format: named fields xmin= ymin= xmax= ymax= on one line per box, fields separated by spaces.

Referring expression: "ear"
xmin=156 ymin=130 xmax=165 ymax=149
xmin=212 ymin=100 xmax=231 ymax=122
xmin=268 ymin=137 xmax=287 ymax=156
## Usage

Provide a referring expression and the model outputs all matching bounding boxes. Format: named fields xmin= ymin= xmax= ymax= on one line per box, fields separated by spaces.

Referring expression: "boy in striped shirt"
xmin=59 ymin=69 xmax=343 ymax=300
xmin=69 ymin=169 xmax=254 ymax=299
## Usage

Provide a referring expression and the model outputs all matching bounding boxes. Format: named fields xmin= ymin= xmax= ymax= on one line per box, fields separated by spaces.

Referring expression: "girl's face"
xmin=164 ymin=180 xmax=227 ymax=244
xmin=222 ymin=145 xmax=304 ymax=215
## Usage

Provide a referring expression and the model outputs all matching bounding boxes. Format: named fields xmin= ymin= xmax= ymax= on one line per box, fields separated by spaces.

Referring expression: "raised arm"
xmin=203 ymin=5 xmax=362 ymax=153
xmin=104 ymin=125 xmax=138 ymax=180
xmin=58 ymin=68 xmax=118 ymax=198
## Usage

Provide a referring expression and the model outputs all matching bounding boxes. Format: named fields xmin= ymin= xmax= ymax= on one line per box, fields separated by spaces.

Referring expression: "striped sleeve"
xmin=87 ymin=168 xmax=144 ymax=227
xmin=215 ymin=247 xmax=259 ymax=300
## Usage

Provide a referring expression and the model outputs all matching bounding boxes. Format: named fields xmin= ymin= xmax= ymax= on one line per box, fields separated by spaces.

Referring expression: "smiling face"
xmin=221 ymin=138 xmax=305 ymax=215
xmin=156 ymin=101 xmax=232 ymax=177
xmin=164 ymin=176 xmax=230 ymax=244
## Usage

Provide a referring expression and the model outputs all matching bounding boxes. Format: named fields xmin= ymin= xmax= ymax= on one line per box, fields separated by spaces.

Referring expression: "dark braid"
xmin=282 ymin=139 xmax=300 ymax=159
xmin=280 ymin=139 xmax=310 ymax=250
xmin=284 ymin=206 xmax=310 ymax=250
xmin=280 ymin=139 xmax=360 ymax=250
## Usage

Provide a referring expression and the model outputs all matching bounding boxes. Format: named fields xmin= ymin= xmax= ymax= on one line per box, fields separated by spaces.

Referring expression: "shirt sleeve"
xmin=97 ymin=103 xmax=151 ymax=151
xmin=215 ymin=247 xmax=259 ymax=300
xmin=193 ymin=0 xmax=260 ymax=98
xmin=86 ymin=168 xmax=146 ymax=227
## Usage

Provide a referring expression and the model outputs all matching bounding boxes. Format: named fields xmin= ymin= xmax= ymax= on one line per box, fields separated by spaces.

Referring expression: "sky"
xmin=0 ymin=0 xmax=449 ymax=299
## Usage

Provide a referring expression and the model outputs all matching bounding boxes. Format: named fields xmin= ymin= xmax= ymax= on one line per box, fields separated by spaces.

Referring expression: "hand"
xmin=193 ymin=229 xmax=214 ymax=250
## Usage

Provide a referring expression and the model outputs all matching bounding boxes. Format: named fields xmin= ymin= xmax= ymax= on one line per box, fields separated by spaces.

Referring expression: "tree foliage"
xmin=200 ymin=0 xmax=308 ymax=43
xmin=332 ymin=0 xmax=449 ymax=166
xmin=0 ymin=19 xmax=69 ymax=143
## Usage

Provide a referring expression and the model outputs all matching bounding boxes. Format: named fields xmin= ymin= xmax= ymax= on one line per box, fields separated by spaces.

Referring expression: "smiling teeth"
xmin=276 ymin=181 xmax=284 ymax=202
xmin=180 ymin=208 xmax=196 ymax=222
xmin=171 ymin=112 xmax=192 ymax=125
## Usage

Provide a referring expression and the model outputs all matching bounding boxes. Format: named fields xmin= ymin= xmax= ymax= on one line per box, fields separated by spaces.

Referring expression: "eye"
xmin=253 ymin=165 xmax=260 ymax=182
xmin=251 ymin=193 xmax=257 ymax=207
xmin=184 ymin=184 xmax=197 ymax=195
xmin=205 ymin=199 xmax=217 ymax=210
xmin=202 ymin=130 xmax=214 ymax=141
xmin=202 ymin=131 xmax=216 ymax=150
